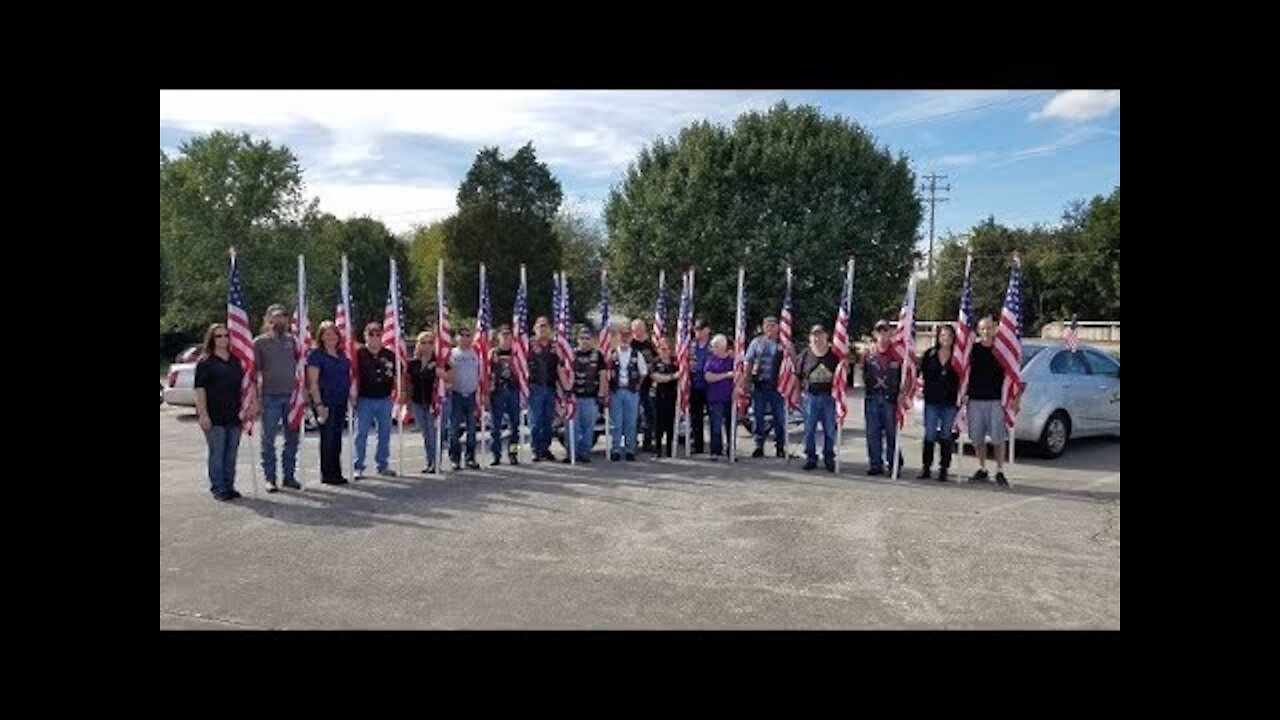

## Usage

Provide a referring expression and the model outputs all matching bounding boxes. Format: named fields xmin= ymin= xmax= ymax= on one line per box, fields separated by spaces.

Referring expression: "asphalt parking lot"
xmin=160 ymin=393 xmax=1119 ymax=629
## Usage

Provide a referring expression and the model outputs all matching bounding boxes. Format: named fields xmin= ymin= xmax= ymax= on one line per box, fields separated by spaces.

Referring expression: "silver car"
xmin=914 ymin=341 xmax=1120 ymax=458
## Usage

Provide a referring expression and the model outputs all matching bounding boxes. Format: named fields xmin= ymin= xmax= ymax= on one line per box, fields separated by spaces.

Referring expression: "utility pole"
xmin=921 ymin=173 xmax=950 ymax=281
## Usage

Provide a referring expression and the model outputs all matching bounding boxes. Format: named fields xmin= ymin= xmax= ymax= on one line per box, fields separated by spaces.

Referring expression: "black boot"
xmin=938 ymin=440 xmax=952 ymax=482
xmin=918 ymin=441 xmax=934 ymax=479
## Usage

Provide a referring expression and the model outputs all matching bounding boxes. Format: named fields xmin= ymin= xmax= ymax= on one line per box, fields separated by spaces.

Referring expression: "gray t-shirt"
xmin=448 ymin=347 xmax=481 ymax=396
xmin=253 ymin=332 xmax=298 ymax=395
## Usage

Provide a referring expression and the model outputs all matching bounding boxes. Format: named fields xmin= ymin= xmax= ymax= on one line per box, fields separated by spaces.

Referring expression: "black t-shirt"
xmin=491 ymin=347 xmax=517 ymax=392
xmin=632 ymin=338 xmax=656 ymax=389
xmin=528 ymin=340 xmax=558 ymax=386
xmin=194 ymin=353 xmax=245 ymax=426
xmin=357 ymin=346 xmax=397 ymax=398
xmin=796 ymin=348 xmax=840 ymax=395
xmin=968 ymin=343 xmax=1005 ymax=400
xmin=573 ymin=348 xmax=605 ymax=397
xmin=650 ymin=358 xmax=678 ymax=401
xmin=408 ymin=356 xmax=437 ymax=405
xmin=919 ymin=347 xmax=960 ymax=406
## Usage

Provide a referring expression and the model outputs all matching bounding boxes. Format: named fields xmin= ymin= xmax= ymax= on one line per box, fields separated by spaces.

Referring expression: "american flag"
xmin=653 ymin=271 xmax=668 ymax=347
xmin=892 ymin=275 xmax=918 ymax=429
xmin=831 ymin=259 xmax=854 ymax=425
xmin=598 ymin=268 xmax=612 ymax=406
xmin=995 ymin=255 xmax=1026 ymax=429
xmin=553 ymin=272 xmax=576 ymax=421
xmin=733 ymin=270 xmax=750 ymax=417
xmin=433 ymin=266 xmax=451 ymax=418
xmin=512 ymin=267 xmax=530 ymax=408
xmin=287 ymin=255 xmax=312 ymax=431
xmin=952 ymin=250 xmax=975 ymax=435
xmin=675 ymin=269 xmax=693 ymax=416
xmin=1064 ymin=314 xmax=1080 ymax=352
xmin=227 ymin=249 xmax=256 ymax=434
xmin=776 ymin=266 xmax=800 ymax=412
xmin=335 ymin=257 xmax=359 ymax=405
xmin=383 ymin=258 xmax=411 ymax=423
xmin=475 ymin=263 xmax=492 ymax=417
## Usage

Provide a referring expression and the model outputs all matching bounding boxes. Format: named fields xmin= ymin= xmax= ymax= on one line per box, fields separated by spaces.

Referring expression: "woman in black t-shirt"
xmin=650 ymin=339 xmax=679 ymax=457
xmin=193 ymin=323 xmax=254 ymax=501
xmin=917 ymin=323 xmax=961 ymax=481
xmin=407 ymin=330 xmax=440 ymax=473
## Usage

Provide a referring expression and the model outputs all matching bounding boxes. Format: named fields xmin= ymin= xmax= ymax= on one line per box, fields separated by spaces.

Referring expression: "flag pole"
xmin=479 ymin=262 xmax=489 ymax=468
xmin=436 ymin=258 xmax=445 ymax=474
xmin=296 ymin=254 xmax=308 ymax=491
xmin=834 ymin=259 xmax=853 ymax=475
xmin=730 ymin=267 xmax=744 ymax=464
xmin=600 ymin=268 xmax=611 ymax=458
xmin=229 ymin=248 xmax=260 ymax=498
xmin=341 ymin=254 xmax=355 ymax=484
xmin=674 ymin=272 xmax=683 ymax=463
xmin=520 ymin=264 xmax=530 ymax=465
xmin=686 ymin=267 xmax=695 ymax=459
xmin=778 ymin=266 xmax=788 ymax=461
xmin=891 ymin=275 xmax=917 ymax=482
xmin=390 ymin=258 xmax=404 ymax=477
xmin=561 ymin=271 xmax=576 ymax=466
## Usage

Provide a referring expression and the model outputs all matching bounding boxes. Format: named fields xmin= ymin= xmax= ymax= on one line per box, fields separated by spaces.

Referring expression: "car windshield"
xmin=1022 ymin=345 xmax=1045 ymax=369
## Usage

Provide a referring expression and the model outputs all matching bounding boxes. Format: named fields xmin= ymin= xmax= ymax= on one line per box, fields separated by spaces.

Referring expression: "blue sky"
xmin=159 ymin=90 xmax=1119 ymax=243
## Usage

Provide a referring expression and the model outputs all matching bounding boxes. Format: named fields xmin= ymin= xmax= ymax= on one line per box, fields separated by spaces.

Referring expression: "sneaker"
xmin=466 ymin=459 xmax=481 ymax=470
xmin=491 ymin=457 xmax=503 ymax=467
xmin=282 ymin=478 xmax=302 ymax=490
xmin=776 ymin=448 xmax=787 ymax=458
xmin=228 ymin=489 xmax=243 ymax=499
xmin=532 ymin=453 xmax=545 ymax=463
xmin=937 ymin=469 xmax=950 ymax=482
xmin=579 ymin=456 xmax=591 ymax=464
xmin=825 ymin=462 xmax=836 ymax=473
xmin=562 ymin=456 xmax=573 ymax=464
xmin=508 ymin=453 xmax=519 ymax=466
xmin=265 ymin=479 xmax=279 ymax=493
xmin=625 ymin=453 xmax=636 ymax=462
xmin=802 ymin=459 xmax=817 ymax=471
xmin=353 ymin=470 xmax=365 ymax=480
xmin=752 ymin=447 xmax=765 ymax=458
xmin=867 ymin=467 xmax=884 ymax=476
xmin=378 ymin=468 xmax=397 ymax=477
xmin=995 ymin=472 xmax=1010 ymax=488
xmin=611 ymin=453 xmax=621 ymax=462
xmin=452 ymin=461 xmax=462 ymax=471
xmin=971 ymin=468 xmax=990 ymax=483
xmin=917 ymin=468 xmax=932 ymax=480
xmin=421 ymin=466 xmax=434 ymax=475
xmin=541 ymin=451 xmax=558 ymax=462
xmin=214 ymin=491 xmax=235 ymax=501
xmin=321 ymin=477 xmax=348 ymax=485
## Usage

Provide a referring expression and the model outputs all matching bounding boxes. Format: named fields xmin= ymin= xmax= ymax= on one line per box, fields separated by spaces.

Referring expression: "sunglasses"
xmin=213 ymin=334 xmax=229 ymax=339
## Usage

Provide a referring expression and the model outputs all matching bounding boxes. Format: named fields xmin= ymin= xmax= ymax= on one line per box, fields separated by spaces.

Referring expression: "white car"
xmin=913 ymin=341 xmax=1120 ymax=458
xmin=163 ymin=363 xmax=197 ymax=407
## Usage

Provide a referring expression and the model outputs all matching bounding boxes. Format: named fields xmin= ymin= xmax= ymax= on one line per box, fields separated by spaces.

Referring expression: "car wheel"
xmin=1037 ymin=410 xmax=1071 ymax=459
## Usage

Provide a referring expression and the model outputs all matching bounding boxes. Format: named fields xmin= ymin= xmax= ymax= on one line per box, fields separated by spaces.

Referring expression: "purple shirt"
xmin=705 ymin=354 xmax=735 ymax=404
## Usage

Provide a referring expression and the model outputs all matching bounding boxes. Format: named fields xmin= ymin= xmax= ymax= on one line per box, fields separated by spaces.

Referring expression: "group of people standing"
xmin=191 ymin=305 xmax=1018 ymax=502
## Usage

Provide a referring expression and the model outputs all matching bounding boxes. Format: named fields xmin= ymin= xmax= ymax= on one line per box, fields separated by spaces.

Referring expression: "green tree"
xmin=554 ymin=209 xmax=606 ymax=325
xmin=405 ymin=218 xmax=449 ymax=329
xmin=305 ymin=214 xmax=415 ymax=333
xmin=160 ymin=131 xmax=317 ymax=339
xmin=443 ymin=144 xmax=564 ymax=324
xmin=603 ymin=102 xmax=923 ymax=338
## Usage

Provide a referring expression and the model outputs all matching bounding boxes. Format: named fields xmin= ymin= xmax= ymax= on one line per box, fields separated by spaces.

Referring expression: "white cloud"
xmin=937 ymin=152 xmax=994 ymax=167
xmin=159 ymin=90 xmax=786 ymax=181
xmin=995 ymin=126 xmax=1118 ymax=166
xmin=871 ymin=91 xmax=1017 ymax=126
xmin=306 ymin=181 xmax=458 ymax=235
xmin=1030 ymin=90 xmax=1120 ymax=122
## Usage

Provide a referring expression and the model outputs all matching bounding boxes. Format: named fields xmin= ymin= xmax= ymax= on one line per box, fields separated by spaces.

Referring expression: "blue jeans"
xmin=318 ymin=403 xmax=347 ymax=480
xmin=489 ymin=388 xmax=521 ymax=459
xmin=752 ymin=384 xmax=787 ymax=451
xmin=708 ymin=400 xmax=732 ymax=457
xmin=609 ymin=388 xmax=640 ymax=455
xmin=354 ymin=395 xmax=393 ymax=471
xmin=259 ymin=392 xmax=300 ymax=481
xmin=573 ymin=397 xmax=598 ymax=460
xmin=204 ymin=423 xmax=241 ymax=496
xmin=803 ymin=394 xmax=836 ymax=465
xmin=411 ymin=402 xmax=437 ymax=468
xmin=923 ymin=403 xmax=959 ymax=443
xmin=865 ymin=395 xmax=899 ymax=471
xmin=450 ymin=391 xmax=478 ymax=461
xmin=529 ymin=384 xmax=555 ymax=455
